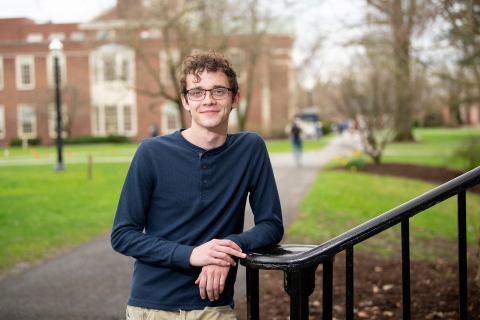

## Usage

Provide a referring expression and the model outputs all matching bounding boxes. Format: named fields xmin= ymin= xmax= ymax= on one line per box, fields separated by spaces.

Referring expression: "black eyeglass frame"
xmin=185 ymin=87 xmax=233 ymax=101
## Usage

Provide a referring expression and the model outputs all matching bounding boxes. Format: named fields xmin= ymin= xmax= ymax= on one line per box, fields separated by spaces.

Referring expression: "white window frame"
xmin=26 ymin=33 xmax=43 ymax=43
xmin=48 ymin=33 xmax=65 ymax=41
xmin=17 ymin=104 xmax=37 ymax=138
xmin=92 ymin=51 xmax=134 ymax=83
xmin=46 ymin=52 xmax=67 ymax=88
xmin=70 ymin=31 xmax=85 ymax=41
xmin=161 ymin=101 xmax=181 ymax=134
xmin=93 ymin=104 xmax=137 ymax=136
xmin=0 ymin=105 xmax=5 ymax=140
xmin=122 ymin=105 xmax=133 ymax=132
xmin=16 ymin=55 xmax=35 ymax=90
xmin=0 ymin=56 xmax=4 ymax=91
xmin=97 ymin=30 xmax=115 ymax=41
xmin=48 ymin=104 xmax=68 ymax=139
xmin=104 ymin=105 xmax=118 ymax=133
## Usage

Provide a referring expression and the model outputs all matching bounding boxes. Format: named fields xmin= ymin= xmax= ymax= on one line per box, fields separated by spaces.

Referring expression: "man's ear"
xmin=231 ymin=91 xmax=241 ymax=110
xmin=181 ymin=94 xmax=190 ymax=111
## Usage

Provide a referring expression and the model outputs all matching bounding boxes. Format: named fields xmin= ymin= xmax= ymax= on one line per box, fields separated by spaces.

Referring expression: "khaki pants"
xmin=126 ymin=305 xmax=237 ymax=320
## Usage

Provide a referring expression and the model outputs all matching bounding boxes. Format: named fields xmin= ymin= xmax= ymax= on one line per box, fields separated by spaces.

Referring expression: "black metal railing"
xmin=241 ymin=166 xmax=480 ymax=320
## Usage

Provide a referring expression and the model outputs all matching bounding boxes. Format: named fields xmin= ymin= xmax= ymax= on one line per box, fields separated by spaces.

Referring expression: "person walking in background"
xmin=290 ymin=117 xmax=303 ymax=167
xmin=149 ymin=123 xmax=158 ymax=137
xmin=111 ymin=51 xmax=283 ymax=320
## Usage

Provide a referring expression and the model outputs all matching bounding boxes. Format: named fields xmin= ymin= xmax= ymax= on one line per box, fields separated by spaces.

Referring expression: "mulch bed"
xmin=233 ymin=163 xmax=480 ymax=320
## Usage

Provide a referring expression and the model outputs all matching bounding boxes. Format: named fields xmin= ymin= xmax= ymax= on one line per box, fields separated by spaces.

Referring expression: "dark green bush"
xmin=63 ymin=135 xmax=131 ymax=145
xmin=321 ymin=121 xmax=334 ymax=136
xmin=10 ymin=137 xmax=41 ymax=147
xmin=423 ymin=112 xmax=443 ymax=127
xmin=452 ymin=136 xmax=480 ymax=170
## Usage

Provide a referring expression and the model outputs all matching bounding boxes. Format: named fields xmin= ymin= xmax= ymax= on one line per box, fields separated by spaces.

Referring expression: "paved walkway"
xmin=0 ymin=133 xmax=360 ymax=320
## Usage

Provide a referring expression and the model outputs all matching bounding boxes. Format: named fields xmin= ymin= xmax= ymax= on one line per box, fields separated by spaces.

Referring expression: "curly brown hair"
xmin=180 ymin=51 xmax=239 ymax=102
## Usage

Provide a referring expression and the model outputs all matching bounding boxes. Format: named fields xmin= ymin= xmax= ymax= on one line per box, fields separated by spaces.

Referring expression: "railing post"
xmin=345 ymin=246 xmax=354 ymax=320
xmin=458 ymin=191 xmax=467 ymax=320
xmin=246 ymin=267 xmax=259 ymax=320
xmin=284 ymin=265 xmax=318 ymax=320
xmin=401 ymin=219 xmax=411 ymax=320
xmin=322 ymin=258 xmax=334 ymax=320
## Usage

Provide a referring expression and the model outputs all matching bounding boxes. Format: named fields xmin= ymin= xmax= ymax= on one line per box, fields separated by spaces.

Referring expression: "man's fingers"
xmin=190 ymin=239 xmax=245 ymax=267
xmin=213 ymin=240 xmax=246 ymax=259
xmin=215 ymin=239 xmax=242 ymax=252
xmin=198 ymin=275 xmax=207 ymax=299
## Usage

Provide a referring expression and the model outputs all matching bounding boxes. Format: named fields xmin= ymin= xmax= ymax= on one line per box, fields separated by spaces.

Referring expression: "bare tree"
xmin=34 ymin=84 xmax=89 ymax=138
xmin=232 ymin=0 xmax=277 ymax=132
xmin=443 ymin=0 xmax=480 ymax=103
xmin=333 ymin=54 xmax=396 ymax=163
xmin=118 ymin=0 xmax=236 ymax=128
xmin=364 ymin=0 xmax=442 ymax=141
xmin=117 ymin=0 xmax=286 ymax=132
xmin=435 ymin=66 xmax=466 ymax=127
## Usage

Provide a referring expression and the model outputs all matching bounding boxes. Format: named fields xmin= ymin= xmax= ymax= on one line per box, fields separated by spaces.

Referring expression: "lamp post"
xmin=49 ymin=38 xmax=65 ymax=171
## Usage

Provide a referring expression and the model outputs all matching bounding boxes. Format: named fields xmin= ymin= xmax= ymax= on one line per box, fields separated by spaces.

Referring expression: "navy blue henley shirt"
xmin=111 ymin=130 xmax=283 ymax=310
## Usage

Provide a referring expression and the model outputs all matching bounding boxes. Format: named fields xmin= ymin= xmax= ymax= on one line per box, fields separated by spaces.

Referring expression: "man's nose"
xmin=203 ymin=91 xmax=215 ymax=103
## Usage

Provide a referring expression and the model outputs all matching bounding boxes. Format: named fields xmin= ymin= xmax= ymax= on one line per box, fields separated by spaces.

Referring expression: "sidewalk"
xmin=0 ymin=133 xmax=360 ymax=320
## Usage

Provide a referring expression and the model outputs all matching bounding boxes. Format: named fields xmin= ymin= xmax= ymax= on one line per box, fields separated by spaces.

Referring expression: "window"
xmin=161 ymin=102 xmax=180 ymax=134
xmin=26 ymin=33 xmax=43 ymax=42
xmin=0 ymin=57 xmax=3 ymax=91
xmin=150 ymin=28 xmax=161 ymax=38
xmin=121 ymin=58 xmax=130 ymax=81
xmin=103 ymin=55 xmax=116 ymax=81
xmin=47 ymin=52 xmax=67 ymax=88
xmin=48 ymin=104 xmax=68 ymax=138
xmin=94 ymin=106 xmax=101 ymax=133
xmin=70 ymin=32 xmax=85 ymax=41
xmin=105 ymin=105 xmax=118 ymax=133
xmin=93 ymin=104 xmax=136 ymax=136
xmin=49 ymin=33 xmax=65 ymax=41
xmin=123 ymin=105 xmax=132 ymax=131
xmin=16 ymin=55 xmax=35 ymax=90
xmin=17 ymin=105 xmax=36 ymax=138
xmin=97 ymin=30 xmax=115 ymax=41
xmin=91 ymin=49 xmax=134 ymax=83
xmin=0 ymin=106 xmax=5 ymax=140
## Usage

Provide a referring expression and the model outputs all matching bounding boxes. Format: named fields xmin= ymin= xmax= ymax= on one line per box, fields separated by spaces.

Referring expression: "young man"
xmin=111 ymin=52 xmax=283 ymax=319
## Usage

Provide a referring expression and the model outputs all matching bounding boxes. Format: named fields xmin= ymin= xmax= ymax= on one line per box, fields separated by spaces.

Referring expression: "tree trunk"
xmin=392 ymin=0 xmax=415 ymax=141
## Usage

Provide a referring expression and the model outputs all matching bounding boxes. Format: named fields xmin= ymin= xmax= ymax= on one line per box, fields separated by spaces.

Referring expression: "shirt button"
xmin=203 ymin=155 xmax=207 ymax=158
xmin=203 ymin=180 xmax=207 ymax=184
xmin=202 ymin=165 xmax=207 ymax=169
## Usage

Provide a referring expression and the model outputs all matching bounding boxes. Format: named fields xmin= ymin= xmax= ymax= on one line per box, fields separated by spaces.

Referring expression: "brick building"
xmin=0 ymin=0 xmax=296 ymax=146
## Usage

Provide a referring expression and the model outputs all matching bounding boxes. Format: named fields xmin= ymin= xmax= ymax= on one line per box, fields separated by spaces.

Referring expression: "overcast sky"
xmin=0 ymin=0 xmax=116 ymax=23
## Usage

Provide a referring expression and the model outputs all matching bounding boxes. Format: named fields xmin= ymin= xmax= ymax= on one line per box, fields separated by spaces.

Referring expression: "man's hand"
xmin=189 ymin=239 xmax=246 ymax=267
xmin=195 ymin=265 xmax=230 ymax=301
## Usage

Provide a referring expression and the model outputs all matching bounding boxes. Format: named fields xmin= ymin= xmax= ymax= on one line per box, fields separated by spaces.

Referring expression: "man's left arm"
xmin=225 ymin=136 xmax=284 ymax=251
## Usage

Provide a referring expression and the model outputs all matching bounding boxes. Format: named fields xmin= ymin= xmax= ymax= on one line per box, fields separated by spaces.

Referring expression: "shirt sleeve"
xmin=110 ymin=141 xmax=194 ymax=270
xmin=225 ymin=134 xmax=284 ymax=251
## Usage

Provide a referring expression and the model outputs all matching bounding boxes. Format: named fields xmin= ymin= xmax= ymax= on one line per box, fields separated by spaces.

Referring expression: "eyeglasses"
xmin=186 ymin=87 xmax=232 ymax=101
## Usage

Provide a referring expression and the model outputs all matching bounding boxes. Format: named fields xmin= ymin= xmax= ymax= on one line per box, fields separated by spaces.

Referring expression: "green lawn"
xmin=286 ymin=170 xmax=480 ymax=260
xmin=288 ymin=126 xmax=480 ymax=260
xmin=382 ymin=126 xmax=480 ymax=170
xmin=0 ymin=162 xmax=129 ymax=272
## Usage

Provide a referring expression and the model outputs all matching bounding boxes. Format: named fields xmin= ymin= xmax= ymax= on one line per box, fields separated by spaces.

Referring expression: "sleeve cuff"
xmin=171 ymin=244 xmax=195 ymax=269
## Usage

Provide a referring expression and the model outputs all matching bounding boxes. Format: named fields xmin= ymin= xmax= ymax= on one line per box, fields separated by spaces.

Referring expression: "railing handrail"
xmin=243 ymin=166 xmax=480 ymax=270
